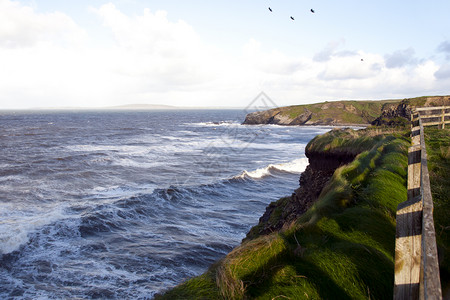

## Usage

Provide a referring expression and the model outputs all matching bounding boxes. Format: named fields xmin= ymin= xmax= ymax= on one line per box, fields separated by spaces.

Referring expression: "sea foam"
xmin=234 ymin=158 xmax=308 ymax=180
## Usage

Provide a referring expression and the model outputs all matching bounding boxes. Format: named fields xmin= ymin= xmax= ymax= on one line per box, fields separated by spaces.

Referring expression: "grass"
xmin=157 ymin=128 xmax=410 ymax=299
xmin=424 ymin=126 xmax=450 ymax=294
xmin=280 ymin=100 xmax=396 ymax=125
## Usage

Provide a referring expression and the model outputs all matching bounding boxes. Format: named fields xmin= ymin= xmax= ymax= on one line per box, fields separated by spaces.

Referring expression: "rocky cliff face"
xmin=242 ymin=101 xmax=381 ymax=126
xmin=243 ymin=107 xmax=313 ymax=125
xmin=245 ymin=148 xmax=356 ymax=239
xmin=372 ymin=96 xmax=450 ymax=126
xmin=244 ymin=96 xmax=450 ymax=127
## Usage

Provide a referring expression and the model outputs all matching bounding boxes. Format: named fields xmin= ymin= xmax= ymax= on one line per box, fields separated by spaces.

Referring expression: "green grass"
xmin=158 ymin=129 xmax=410 ymax=299
xmin=424 ymin=127 xmax=450 ymax=294
xmin=280 ymin=100 xmax=396 ymax=125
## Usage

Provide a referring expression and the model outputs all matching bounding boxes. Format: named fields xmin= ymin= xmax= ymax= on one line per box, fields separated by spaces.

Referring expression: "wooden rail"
xmin=415 ymin=106 xmax=450 ymax=129
xmin=394 ymin=108 xmax=443 ymax=300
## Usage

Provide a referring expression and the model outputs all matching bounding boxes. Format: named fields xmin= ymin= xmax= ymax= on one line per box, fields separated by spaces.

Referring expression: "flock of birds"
xmin=268 ymin=6 xmax=315 ymax=20
xmin=268 ymin=6 xmax=365 ymax=62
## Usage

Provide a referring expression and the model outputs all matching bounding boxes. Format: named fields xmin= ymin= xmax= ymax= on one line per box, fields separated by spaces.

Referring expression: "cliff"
xmin=245 ymin=141 xmax=356 ymax=239
xmin=243 ymin=100 xmax=394 ymax=126
xmin=243 ymin=95 xmax=450 ymax=126
xmin=372 ymin=95 xmax=450 ymax=126
xmin=157 ymin=127 xmax=411 ymax=299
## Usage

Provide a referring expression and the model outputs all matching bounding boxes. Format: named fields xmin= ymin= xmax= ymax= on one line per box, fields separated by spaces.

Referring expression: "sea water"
xmin=0 ymin=110 xmax=331 ymax=299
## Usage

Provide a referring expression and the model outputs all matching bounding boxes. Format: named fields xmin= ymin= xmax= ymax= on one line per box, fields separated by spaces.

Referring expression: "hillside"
xmin=243 ymin=96 xmax=450 ymax=126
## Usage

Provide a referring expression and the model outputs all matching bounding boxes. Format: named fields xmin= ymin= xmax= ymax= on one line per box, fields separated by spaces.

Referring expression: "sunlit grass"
xmin=424 ymin=127 xmax=450 ymax=292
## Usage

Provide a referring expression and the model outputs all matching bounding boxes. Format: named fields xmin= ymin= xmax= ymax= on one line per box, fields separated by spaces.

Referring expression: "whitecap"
xmin=0 ymin=204 xmax=69 ymax=255
xmin=233 ymin=158 xmax=308 ymax=180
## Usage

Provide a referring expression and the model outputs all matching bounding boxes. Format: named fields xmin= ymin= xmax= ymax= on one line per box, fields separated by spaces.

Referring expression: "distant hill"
xmin=243 ymin=96 xmax=450 ymax=126
xmin=106 ymin=104 xmax=177 ymax=110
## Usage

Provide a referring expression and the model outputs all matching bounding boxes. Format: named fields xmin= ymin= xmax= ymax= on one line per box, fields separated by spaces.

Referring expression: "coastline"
xmin=156 ymin=126 xmax=412 ymax=299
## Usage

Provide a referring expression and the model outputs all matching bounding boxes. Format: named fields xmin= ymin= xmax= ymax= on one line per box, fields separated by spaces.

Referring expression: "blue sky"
xmin=1 ymin=0 xmax=450 ymax=109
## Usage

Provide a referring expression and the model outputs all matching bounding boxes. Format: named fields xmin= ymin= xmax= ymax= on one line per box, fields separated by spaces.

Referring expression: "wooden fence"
xmin=415 ymin=106 xmax=450 ymax=129
xmin=393 ymin=107 xmax=447 ymax=300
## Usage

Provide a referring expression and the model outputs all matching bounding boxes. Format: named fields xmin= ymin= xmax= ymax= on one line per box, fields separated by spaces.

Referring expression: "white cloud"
xmin=0 ymin=0 xmax=448 ymax=109
xmin=313 ymin=39 xmax=346 ymax=62
xmin=384 ymin=48 xmax=417 ymax=69
xmin=317 ymin=53 xmax=380 ymax=80
xmin=242 ymin=39 xmax=306 ymax=75
xmin=0 ymin=0 xmax=86 ymax=48
xmin=434 ymin=64 xmax=450 ymax=79
xmin=437 ymin=40 xmax=450 ymax=60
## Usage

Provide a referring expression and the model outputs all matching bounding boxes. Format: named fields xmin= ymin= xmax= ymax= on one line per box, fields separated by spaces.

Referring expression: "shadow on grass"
xmin=239 ymin=228 xmax=394 ymax=299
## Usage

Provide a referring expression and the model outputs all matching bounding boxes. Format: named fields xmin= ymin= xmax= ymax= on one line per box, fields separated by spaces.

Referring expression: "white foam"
xmin=234 ymin=158 xmax=309 ymax=180
xmin=187 ymin=121 xmax=240 ymax=127
xmin=90 ymin=185 xmax=155 ymax=200
xmin=0 ymin=204 xmax=68 ymax=255
xmin=112 ymin=158 xmax=164 ymax=169
xmin=66 ymin=144 xmax=150 ymax=156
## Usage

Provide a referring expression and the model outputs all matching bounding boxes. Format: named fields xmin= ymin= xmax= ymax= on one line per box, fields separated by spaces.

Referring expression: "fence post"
xmin=441 ymin=108 xmax=445 ymax=129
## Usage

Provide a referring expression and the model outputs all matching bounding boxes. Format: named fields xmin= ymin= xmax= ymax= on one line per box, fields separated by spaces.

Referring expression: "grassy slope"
xmin=424 ymin=127 xmax=450 ymax=293
xmin=157 ymin=128 xmax=410 ymax=299
xmin=281 ymin=100 xmax=396 ymax=124
xmin=277 ymin=96 xmax=443 ymax=125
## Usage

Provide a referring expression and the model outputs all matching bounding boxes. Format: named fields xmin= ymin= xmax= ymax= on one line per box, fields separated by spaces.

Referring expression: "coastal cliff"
xmin=157 ymin=127 xmax=411 ymax=299
xmin=246 ymin=138 xmax=357 ymax=239
xmin=243 ymin=95 xmax=450 ymax=126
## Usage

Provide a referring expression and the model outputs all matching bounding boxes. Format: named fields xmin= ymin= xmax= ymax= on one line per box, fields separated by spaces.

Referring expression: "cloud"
xmin=313 ymin=39 xmax=346 ymax=62
xmin=242 ymin=39 xmax=305 ymax=75
xmin=0 ymin=0 xmax=86 ymax=48
xmin=317 ymin=54 xmax=380 ymax=80
xmin=437 ymin=40 xmax=450 ymax=60
xmin=0 ymin=0 xmax=448 ymax=110
xmin=434 ymin=64 xmax=450 ymax=79
xmin=384 ymin=48 xmax=417 ymax=68
xmin=91 ymin=3 xmax=225 ymax=88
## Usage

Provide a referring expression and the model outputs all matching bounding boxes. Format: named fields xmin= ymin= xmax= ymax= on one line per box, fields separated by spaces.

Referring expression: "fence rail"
xmin=394 ymin=107 xmax=444 ymax=300
xmin=415 ymin=106 xmax=450 ymax=129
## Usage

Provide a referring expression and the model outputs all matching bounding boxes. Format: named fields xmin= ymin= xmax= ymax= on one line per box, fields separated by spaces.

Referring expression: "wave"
xmin=187 ymin=120 xmax=240 ymax=127
xmin=0 ymin=204 xmax=69 ymax=255
xmin=233 ymin=158 xmax=308 ymax=180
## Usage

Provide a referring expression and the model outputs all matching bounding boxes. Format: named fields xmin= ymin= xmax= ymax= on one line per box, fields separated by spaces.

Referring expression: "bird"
xmin=268 ymin=7 xmax=272 ymax=12
xmin=290 ymin=16 xmax=295 ymax=20
xmin=310 ymin=9 xmax=315 ymax=13
xmin=361 ymin=58 xmax=364 ymax=62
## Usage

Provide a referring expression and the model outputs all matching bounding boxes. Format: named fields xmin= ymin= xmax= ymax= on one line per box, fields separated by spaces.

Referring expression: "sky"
xmin=1 ymin=0 xmax=450 ymax=109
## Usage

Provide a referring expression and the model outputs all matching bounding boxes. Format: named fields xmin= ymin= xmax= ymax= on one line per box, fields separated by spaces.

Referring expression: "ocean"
xmin=0 ymin=109 xmax=331 ymax=299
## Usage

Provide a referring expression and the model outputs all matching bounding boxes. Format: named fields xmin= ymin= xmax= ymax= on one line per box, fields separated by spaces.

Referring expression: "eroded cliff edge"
xmin=245 ymin=131 xmax=358 ymax=239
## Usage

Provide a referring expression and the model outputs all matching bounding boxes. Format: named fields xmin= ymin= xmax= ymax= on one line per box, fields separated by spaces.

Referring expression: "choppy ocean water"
xmin=0 ymin=109 xmax=331 ymax=299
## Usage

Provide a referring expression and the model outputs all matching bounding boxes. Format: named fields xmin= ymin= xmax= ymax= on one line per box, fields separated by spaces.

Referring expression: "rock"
xmin=345 ymin=104 xmax=357 ymax=113
xmin=272 ymin=113 xmax=293 ymax=125
xmin=371 ymin=96 xmax=450 ymax=126
xmin=243 ymin=109 xmax=281 ymax=125
xmin=289 ymin=110 xmax=312 ymax=125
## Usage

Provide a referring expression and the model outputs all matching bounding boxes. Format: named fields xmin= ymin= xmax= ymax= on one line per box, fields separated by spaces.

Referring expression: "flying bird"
xmin=290 ymin=16 xmax=295 ymax=20
xmin=268 ymin=7 xmax=272 ymax=12
xmin=310 ymin=9 xmax=315 ymax=13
